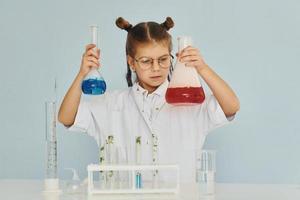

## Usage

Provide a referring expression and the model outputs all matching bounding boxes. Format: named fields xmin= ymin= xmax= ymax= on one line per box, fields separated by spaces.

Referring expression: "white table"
xmin=1 ymin=179 xmax=300 ymax=200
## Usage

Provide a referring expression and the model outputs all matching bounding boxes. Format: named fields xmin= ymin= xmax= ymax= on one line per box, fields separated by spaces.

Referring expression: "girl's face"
xmin=128 ymin=42 xmax=171 ymax=93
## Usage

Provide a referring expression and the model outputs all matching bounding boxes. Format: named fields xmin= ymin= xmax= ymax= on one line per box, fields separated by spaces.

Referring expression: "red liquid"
xmin=165 ymin=87 xmax=205 ymax=104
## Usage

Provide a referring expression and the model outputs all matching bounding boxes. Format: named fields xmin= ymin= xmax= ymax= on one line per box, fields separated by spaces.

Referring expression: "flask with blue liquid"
xmin=82 ymin=25 xmax=106 ymax=95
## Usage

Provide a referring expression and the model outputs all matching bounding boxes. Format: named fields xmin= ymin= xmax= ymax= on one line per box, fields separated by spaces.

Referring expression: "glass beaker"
xmin=82 ymin=25 xmax=106 ymax=95
xmin=166 ymin=36 xmax=205 ymax=105
xmin=196 ymin=149 xmax=216 ymax=196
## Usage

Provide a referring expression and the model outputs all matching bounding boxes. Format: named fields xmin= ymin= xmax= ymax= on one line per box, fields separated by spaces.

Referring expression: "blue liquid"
xmin=136 ymin=173 xmax=142 ymax=189
xmin=82 ymin=78 xmax=106 ymax=95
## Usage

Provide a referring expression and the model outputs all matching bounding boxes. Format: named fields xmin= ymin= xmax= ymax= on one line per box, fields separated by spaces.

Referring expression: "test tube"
xmin=106 ymin=135 xmax=118 ymax=189
xmin=45 ymin=101 xmax=59 ymax=191
xmin=99 ymin=145 xmax=106 ymax=188
xmin=135 ymin=136 xmax=142 ymax=189
xmin=117 ymin=146 xmax=130 ymax=189
xmin=152 ymin=134 xmax=159 ymax=188
xmin=196 ymin=149 xmax=216 ymax=195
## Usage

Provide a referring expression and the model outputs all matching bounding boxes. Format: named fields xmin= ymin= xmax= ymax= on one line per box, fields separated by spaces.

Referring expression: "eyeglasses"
xmin=134 ymin=54 xmax=173 ymax=70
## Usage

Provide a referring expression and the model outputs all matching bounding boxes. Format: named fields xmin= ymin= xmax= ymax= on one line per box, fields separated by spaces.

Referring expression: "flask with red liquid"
xmin=166 ymin=36 xmax=205 ymax=105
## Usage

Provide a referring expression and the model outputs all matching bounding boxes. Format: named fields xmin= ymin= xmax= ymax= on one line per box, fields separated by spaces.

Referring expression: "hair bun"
xmin=116 ymin=17 xmax=133 ymax=32
xmin=161 ymin=17 xmax=174 ymax=31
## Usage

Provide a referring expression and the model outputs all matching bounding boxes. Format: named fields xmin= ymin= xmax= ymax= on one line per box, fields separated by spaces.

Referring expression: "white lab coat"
xmin=68 ymin=80 xmax=233 ymax=182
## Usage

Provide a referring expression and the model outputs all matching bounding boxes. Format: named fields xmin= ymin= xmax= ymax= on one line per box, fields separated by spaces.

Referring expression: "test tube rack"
xmin=87 ymin=164 xmax=180 ymax=194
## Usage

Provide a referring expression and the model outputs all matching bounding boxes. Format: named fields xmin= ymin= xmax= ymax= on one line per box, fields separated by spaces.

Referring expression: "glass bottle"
xmin=166 ymin=36 xmax=205 ymax=105
xmin=81 ymin=25 xmax=106 ymax=95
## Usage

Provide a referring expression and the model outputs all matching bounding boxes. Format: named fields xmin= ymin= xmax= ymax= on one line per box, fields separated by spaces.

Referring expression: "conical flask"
xmin=82 ymin=25 xmax=106 ymax=95
xmin=166 ymin=36 xmax=205 ymax=105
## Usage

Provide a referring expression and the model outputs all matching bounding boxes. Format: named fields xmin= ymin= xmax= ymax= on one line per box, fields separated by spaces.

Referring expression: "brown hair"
xmin=116 ymin=17 xmax=175 ymax=87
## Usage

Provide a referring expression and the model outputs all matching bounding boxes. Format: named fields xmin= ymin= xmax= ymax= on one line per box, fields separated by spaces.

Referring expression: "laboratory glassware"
xmin=117 ymin=146 xmax=131 ymax=189
xmin=166 ymin=36 xmax=205 ymax=105
xmin=82 ymin=25 xmax=106 ymax=95
xmin=196 ymin=149 xmax=216 ymax=195
xmin=106 ymin=135 xmax=119 ymax=189
xmin=135 ymin=136 xmax=142 ymax=189
xmin=99 ymin=144 xmax=106 ymax=189
xmin=152 ymin=134 xmax=159 ymax=188
xmin=44 ymin=101 xmax=60 ymax=192
xmin=64 ymin=168 xmax=82 ymax=194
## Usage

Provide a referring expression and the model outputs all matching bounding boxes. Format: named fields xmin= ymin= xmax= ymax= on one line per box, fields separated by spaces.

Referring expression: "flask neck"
xmin=86 ymin=67 xmax=103 ymax=79
xmin=90 ymin=25 xmax=98 ymax=48
xmin=178 ymin=36 xmax=193 ymax=52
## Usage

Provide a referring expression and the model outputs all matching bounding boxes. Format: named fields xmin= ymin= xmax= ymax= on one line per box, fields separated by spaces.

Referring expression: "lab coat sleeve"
xmin=197 ymin=94 xmax=235 ymax=134
xmin=67 ymin=100 xmax=96 ymax=136
xmin=68 ymin=92 xmax=118 ymax=145
xmin=67 ymin=95 xmax=108 ymax=146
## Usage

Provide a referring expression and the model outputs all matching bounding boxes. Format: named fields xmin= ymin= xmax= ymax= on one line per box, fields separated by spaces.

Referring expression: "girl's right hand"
xmin=79 ymin=44 xmax=100 ymax=77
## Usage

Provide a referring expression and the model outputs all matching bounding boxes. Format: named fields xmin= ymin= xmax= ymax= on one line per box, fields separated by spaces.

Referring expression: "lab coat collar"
xmin=131 ymin=80 xmax=169 ymax=132
xmin=133 ymin=80 xmax=169 ymax=97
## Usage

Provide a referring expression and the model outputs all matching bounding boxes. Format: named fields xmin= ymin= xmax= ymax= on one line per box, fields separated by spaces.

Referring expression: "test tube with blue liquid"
xmin=82 ymin=25 xmax=106 ymax=95
xmin=135 ymin=136 xmax=142 ymax=189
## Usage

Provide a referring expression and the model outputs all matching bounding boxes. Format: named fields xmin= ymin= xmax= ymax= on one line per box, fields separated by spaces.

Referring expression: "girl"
xmin=58 ymin=17 xmax=239 ymax=182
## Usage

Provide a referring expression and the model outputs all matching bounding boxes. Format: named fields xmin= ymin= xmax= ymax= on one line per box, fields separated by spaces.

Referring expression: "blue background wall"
xmin=1 ymin=0 xmax=299 ymax=183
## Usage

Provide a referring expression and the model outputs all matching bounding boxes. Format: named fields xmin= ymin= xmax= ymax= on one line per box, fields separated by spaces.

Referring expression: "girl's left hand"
xmin=176 ymin=46 xmax=208 ymax=73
